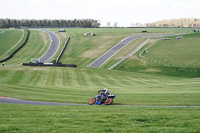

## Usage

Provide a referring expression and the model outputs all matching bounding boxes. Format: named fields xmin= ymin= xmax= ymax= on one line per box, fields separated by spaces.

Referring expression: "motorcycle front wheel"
xmin=104 ymin=98 xmax=113 ymax=105
xmin=88 ymin=98 xmax=96 ymax=105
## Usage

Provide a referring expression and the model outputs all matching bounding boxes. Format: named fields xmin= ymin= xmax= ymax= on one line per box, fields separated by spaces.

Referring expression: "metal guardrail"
xmin=108 ymin=38 xmax=150 ymax=70
xmin=153 ymin=32 xmax=192 ymax=39
xmin=108 ymin=32 xmax=192 ymax=70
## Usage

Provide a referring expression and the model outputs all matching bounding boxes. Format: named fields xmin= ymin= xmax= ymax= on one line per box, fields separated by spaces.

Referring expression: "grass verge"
xmin=0 ymin=103 xmax=200 ymax=133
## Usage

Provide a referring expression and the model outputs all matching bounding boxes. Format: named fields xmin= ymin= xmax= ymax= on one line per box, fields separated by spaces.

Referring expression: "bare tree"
xmin=107 ymin=22 xmax=111 ymax=27
xmin=113 ymin=22 xmax=118 ymax=28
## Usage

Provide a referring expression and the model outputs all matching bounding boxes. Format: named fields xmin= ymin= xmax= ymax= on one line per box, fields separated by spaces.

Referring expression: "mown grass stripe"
xmin=0 ymin=70 xmax=17 ymax=83
xmin=69 ymin=69 xmax=80 ymax=87
xmin=0 ymin=70 xmax=9 ymax=80
xmin=6 ymin=70 xmax=25 ymax=84
xmin=109 ymin=75 xmax=129 ymax=87
xmin=0 ymin=85 xmax=60 ymax=100
xmin=75 ymin=70 xmax=88 ymax=86
xmin=34 ymin=70 xmax=43 ymax=86
xmin=47 ymin=68 xmax=56 ymax=86
xmin=115 ymin=75 xmax=134 ymax=86
xmin=81 ymin=71 xmax=95 ymax=87
xmin=28 ymin=70 xmax=42 ymax=86
xmin=87 ymin=71 xmax=106 ymax=87
xmin=92 ymin=72 xmax=111 ymax=87
xmin=0 ymin=83 xmax=67 ymax=95
xmin=101 ymin=74 xmax=119 ymax=87
xmin=18 ymin=69 xmax=37 ymax=85
xmin=35 ymin=69 xmax=50 ymax=87
xmin=63 ymin=70 xmax=71 ymax=86
xmin=35 ymin=70 xmax=44 ymax=86
xmin=54 ymin=68 xmax=64 ymax=87
xmin=97 ymin=72 xmax=115 ymax=87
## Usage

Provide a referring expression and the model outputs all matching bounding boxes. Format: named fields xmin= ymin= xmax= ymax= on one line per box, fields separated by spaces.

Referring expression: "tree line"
xmin=0 ymin=18 xmax=100 ymax=28
xmin=146 ymin=18 xmax=200 ymax=28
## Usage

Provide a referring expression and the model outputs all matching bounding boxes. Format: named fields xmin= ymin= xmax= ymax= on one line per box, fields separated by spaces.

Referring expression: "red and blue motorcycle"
xmin=88 ymin=92 xmax=116 ymax=105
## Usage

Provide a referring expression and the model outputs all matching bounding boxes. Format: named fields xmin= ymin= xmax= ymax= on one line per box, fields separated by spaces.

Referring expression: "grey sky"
xmin=0 ymin=0 xmax=199 ymax=26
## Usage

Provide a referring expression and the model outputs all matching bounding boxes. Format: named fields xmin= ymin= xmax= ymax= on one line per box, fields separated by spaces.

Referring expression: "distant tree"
xmin=107 ymin=22 xmax=111 ymax=27
xmin=113 ymin=22 xmax=118 ymax=28
xmin=91 ymin=21 xmax=100 ymax=28
xmin=194 ymin=18 xmax=199 ymax=22
xmin=0 ymin=18 xmax=100 ymax=28
xmin=0 ymin=19 xmax=3 ymax=28
xmin=146 ymin=18 xmax=200 ymax=27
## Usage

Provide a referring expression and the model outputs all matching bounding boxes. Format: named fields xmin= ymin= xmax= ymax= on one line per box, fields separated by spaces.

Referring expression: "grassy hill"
xmin=114 ymin=33 xmax=200 ymax=77
xmin=144 ymin=33 xmax=200 ymax=67
xmin=0 ymin=28 xmax=200 ymax=133
xmin=0 ymin=66 xmax=199 ymax=105
xmin=48 ymin=28 xmax=192 ymax=67
xmin=0 ymin=29 xmax=25 ymax=60
xmin=4 ymin=29 xmax=50 ymax=65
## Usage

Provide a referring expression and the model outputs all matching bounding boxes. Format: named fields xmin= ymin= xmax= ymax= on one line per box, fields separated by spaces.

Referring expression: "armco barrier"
xmin=108 ymin=38 xmax=150 ymax=70
xmin=108 ymin=32 xmax=192 ymax=70
xmin=0 ymin=30 xmax=30 ymax=63
xmin=56 ymin=37 xmax=70 ymax=62
xmin=22 ymin=62 xmax=77 ymax=68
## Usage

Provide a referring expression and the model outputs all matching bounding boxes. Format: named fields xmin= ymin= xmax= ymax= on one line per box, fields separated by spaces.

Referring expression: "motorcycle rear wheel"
xmin=104 ymin=98 xmax=113 ymax=105
xmin=88 ymin=98 xmax=96 ymax=105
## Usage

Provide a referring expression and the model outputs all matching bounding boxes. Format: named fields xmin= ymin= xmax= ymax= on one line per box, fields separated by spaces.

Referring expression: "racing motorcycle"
xmin=88 ymin=92 xmax=116 ymax=105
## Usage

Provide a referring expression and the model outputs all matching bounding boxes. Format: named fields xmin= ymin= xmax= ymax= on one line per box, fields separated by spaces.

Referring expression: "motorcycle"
xmin=88 ymin=92 xmax=116 ymax=105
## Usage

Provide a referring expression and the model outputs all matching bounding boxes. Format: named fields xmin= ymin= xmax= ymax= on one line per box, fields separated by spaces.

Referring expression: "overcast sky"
xmin=0 ymin=0 xmax=200 ymax=26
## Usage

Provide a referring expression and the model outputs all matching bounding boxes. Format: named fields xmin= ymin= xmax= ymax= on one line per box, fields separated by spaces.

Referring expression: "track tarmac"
xmin=1 ymin=97 xmax=200 ymax=107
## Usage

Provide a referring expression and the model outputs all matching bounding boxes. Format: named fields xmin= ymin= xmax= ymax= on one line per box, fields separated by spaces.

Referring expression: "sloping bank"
xmin=0 ymin=30 xmax=30 ymax=63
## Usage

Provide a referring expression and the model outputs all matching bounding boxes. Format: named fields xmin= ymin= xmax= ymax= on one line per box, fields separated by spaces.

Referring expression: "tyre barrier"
xmin=56 ymin=37 xmax=70 ymax=62
xmin=0 ymin=30 xmax=30 ymax=63
xmin=21 ymin=62 xmax=77 ymax=68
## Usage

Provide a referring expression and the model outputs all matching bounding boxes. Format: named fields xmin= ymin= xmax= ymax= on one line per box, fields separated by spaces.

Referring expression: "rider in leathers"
xmin=98 ymin=88 xmax=110 ymax=101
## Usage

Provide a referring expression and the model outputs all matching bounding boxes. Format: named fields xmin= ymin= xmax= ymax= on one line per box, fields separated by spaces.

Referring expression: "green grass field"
xmin=4 ymin=29 xmax=50 ymax=65
xmin=48 ymin=28 xmax=192 ymax=67
xmin=114 ymin=33 xmax=200 ymax=77
xmin=144 ymin=33 xmax=200 ymax=67
xmin=0 ymin=66 xmax=200 ymax=106
xmin=0 ymin=29 xmax=25 ymax=60
xmin=0 ymin=28 xmax=200 ymax=133
xmin=1 ymin=104 xmax=200 ymax=133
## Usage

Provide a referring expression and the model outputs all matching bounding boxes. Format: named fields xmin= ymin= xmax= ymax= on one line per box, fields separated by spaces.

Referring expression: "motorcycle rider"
xmin=98 ymin=88 xmax=111 ymax=101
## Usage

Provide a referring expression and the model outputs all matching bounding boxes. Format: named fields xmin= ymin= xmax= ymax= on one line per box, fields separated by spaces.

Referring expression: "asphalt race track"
xmin=0 ymin=97 xmax=87 ymax=106
xmin=1 ymin=97 xmax=200 ymax=108
xmin=88 ymin=35 xmax=150 ymax=68
xmin=38 ymin=30 xmax=60 ymax=62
